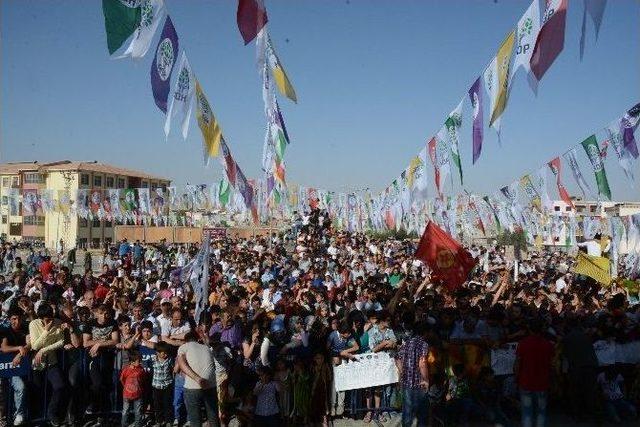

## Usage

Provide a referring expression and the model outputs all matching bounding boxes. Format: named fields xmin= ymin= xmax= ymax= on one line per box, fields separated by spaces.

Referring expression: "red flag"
xmin=530 ymin=0 xmax=567 ymax=81
xmin=415 ymin=221 xmax=477 ymax=291
xmin=237 ymin=0 xmax=268 ymax=45
xmin=547 ymin=157 xmax=574 ymax=208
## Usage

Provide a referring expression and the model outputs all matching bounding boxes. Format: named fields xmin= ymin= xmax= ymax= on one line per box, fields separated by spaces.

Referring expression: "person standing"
xmin=396 ymin=321 xmax=430 ymax=427
xmin=177 ymin=332 xmax=220 ymax=427
xmin=514 ymin=319 xmax=554 ymax=427
xmin=0 ymin=308 xmax=30 ymax=425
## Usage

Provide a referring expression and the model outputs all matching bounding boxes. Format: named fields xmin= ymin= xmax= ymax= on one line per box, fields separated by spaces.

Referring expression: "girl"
xmin=309 ymin=352 xmax=332 ymax=427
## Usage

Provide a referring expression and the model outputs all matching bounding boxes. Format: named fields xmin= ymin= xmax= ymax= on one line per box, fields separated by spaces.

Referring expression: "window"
xmin=10 ymin=202 xmax=20 ymax=216
xmin=576 ymin=207 xmax=584 ymax=213
xmin=117 ymin=178 xmax=126 ymax=189
xmin=151 ymin=183 xmax=157 ymax=192
xmin=91 ymin=238 xmax=101 ymax=248
xmin=9 ymin=222 xmax=21 ymax=236
xmin=141 ymin=181 xmax=149 ymax=188
xmin=1 ymin=215 xmax=6 ymax=224
xmin=93 ymin=175 xmax=102 ymax=187
xmin=79 ymin=218 xmax=88 ymax=227
xmin=2 ymin=177 xmax=9 ymax=187
xmin=92 ymin=218 xmax=101 ymax=227
xmin=23 ymin=216 xmax=45 ymax=226
xmin=11 ymin=177 xmax=19 ymax=187
xmin=105 ymin=220 xmax=112 ymax=228
xmin=1 ymin=196 xmax=7 ymax=206
xmin=590 ymin=205 xmax=596 ymax=213
xmin=78 ymin=238 xmax=87 ymax=249
xmin=554 ymin=206 xmax=560 ymax=212
xmin=23 ymin=173 xmax=44 ymax=184
xmin=106 ymin=177 xmax=114 ymax=188
xmin=565 ymin=206 xmax=572 ymax=212
xmin=80 ymin=174 xmax=89 ymax=185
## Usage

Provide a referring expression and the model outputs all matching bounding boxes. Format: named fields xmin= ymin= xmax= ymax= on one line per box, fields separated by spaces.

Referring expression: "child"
xmin=151 ymin=342 xmax=174 ymax=427
xmin=446 ymin=363 xmax=479 ymax=426
xmin=291 ymin=358 xmax=311 ymax=425
xmin=274 ymin=358 xmax=292 ymax=424
xmin=597 ymin=366 xmax=638 ymax=423
xmin=120 ymin=350 xmax=146 ymax=427
xmin=253 ymin=366 xmax=282 ymax=427
xmin=428 ymin=372 xmax=447 ymax=426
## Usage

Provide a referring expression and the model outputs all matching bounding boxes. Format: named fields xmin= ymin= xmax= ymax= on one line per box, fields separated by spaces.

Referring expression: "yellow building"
xmin=0 ymin=160 xmax=170 ymax=249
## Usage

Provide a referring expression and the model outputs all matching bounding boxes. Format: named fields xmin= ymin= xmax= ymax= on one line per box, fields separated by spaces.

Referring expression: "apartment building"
xmin=0 ymin=160 xmax=171 ymax=249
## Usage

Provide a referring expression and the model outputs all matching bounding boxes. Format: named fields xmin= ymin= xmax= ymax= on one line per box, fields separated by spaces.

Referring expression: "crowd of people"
xmin=0 ymin=208 xmax=639 ymax=427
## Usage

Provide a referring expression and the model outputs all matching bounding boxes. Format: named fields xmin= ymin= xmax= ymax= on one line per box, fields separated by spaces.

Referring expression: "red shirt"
xmin=120 ymin=364 xmax=145 ymax=400
xmin=94 ymin=283 xmax=109 ymax=301
xmin=39 ymin=261 xmax=54 ymax=280
xmin=516 ymin=335 xmax=554 ymax=392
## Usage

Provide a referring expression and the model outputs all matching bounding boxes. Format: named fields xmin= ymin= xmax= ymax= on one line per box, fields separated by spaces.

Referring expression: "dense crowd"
xmin=0 ymin=208 xmax=639 ymax=427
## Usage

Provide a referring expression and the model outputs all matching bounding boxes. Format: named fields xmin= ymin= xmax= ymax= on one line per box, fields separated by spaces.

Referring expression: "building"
xmin=0 ymin=160 xmax=171 ymax=249
xmin=550 ymin=198 xmax=640 ymax=218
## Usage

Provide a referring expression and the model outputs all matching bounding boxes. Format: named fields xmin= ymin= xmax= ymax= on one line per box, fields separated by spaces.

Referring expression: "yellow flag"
xmin=574 ymin=251 xmax=611 ymax=286
xmin=407 ymin=156 xmax=422 ymax=189
xmin=195 ymin=80 xmax=222 ymax=160
xmin=266 ymin=37 xmax=297 ymax=103
xmin=489 ymin=31 xmax=515 ymax=126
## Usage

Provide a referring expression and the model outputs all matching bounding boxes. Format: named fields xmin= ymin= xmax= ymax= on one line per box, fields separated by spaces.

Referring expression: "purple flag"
xmin=621 ymin=103 xmax=640 ymax=158
xmin=468 ymin=77 xmax=483 ymax=164
xmin=235 ymin=166 xmax=254 ymax=208
xmin=151 ymin=16 xmax=179 ymax=113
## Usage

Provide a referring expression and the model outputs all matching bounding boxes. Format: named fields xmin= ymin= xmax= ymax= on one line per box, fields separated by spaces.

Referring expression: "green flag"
xmin=102 ymin=0 xmax=141 ymax=55
xmin=219 ymin=179 xmax=231 ymax=207
xmin=581 ymin=135 xmax=611 ymax=200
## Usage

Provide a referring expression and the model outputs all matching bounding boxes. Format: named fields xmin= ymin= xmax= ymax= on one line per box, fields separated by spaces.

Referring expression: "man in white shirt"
xmin=177 ymin=332 xmax=220 ymax=427
xmin=577 ymin=233 xmax=609 ymax=257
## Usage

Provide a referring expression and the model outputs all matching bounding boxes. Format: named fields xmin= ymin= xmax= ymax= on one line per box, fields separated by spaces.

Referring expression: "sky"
xmin=1 ymin=0 xmax=639 ymax=201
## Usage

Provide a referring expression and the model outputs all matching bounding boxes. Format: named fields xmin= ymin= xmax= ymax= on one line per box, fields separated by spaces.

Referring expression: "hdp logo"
xmin=436 ymin=249 xmax=455 ymax=269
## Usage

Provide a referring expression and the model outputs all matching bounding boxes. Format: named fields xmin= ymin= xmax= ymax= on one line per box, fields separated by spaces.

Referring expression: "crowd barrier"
xmin=2 ymin=339 xmax=639 ymax=423
xmin=0 ymin=346 xmax=159 ymax=424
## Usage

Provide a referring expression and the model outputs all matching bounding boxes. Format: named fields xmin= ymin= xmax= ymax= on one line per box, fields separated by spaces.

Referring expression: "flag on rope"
xmin=581 ymin=135 xmax=611 ymax=200
xmin=150 ymin=16 xmax=179 ymax=113
xmin=621 ymin=102 xmax=640 ymax=158
xmin=605 ymin=120 xmax=635 ymax=184
xmin=511 ymin=0 xmax=541 ymax=93
xmin=165 ymin=51 xmax=195 ymax=140
xmin=445 ymin=98 xmax=464 ymax=185
xmin=563 ymin=148 xmax=592 ymax=198
xmin=219 ymin=140 xmax=237 ymax=186
xmin=485 ymin=31 xmax=515 ymax=134
xmin=102 ymin=0 xmax=141 ymax=55
xmin=574 ymin=251 xmax=611 ymax=286
xmin=548 ymin=156 xmax=574 ymax=208
xmin=579 ymin=0 xmax=607 ymax=60
xmin=237 ymin=0 xmax=268 ymax=45
xmin=195 ymin=79 xmax=223 ymax=162
xmin=117 ymin=0 xmax=166 ymax=59
xmin=265 ymin=35 xmax=297 ymax=103
xmin=414 ymin=221 xmax=477 ymax=291
xmin=530 ymin=0 xmax=568 ymax=81
xmin=468 ymin=77 xmax=484 ymax=164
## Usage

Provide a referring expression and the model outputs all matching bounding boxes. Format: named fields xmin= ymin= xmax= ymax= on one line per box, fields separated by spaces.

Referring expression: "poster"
xmin=333 ymin=352 xmax=399 ymax=392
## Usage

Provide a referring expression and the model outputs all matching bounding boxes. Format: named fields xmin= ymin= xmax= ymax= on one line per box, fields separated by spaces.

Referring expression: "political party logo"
xmin=175 ymin=67 xmax=190 ymax=101
xmin=486 ymin=68 xmax=494 ymax=92
xmin=542 ymin=0 xmax=557 ymax=25
xmin=156 ymin=38 xmax=174 ymax=81
xmin=587 ymin=144 xmax=604 ymax=171
xmin=436 ymin=249 xmax=455 ymax=269
xmin=119 ymin=0 xmax=140 ymax=7
xmin=140 ymin=1 xmax=154 ymax=27
xmin=197 ymin=92 xmax=212 ymax=125
xmin=520 ymin=17 xmax=533 ymax=41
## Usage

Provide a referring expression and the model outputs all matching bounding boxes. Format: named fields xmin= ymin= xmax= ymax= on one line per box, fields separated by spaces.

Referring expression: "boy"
xmin=151 ymin=342 xmax=174 ymax=427
xmin=120 ymin=350 xmax=146 ymax=427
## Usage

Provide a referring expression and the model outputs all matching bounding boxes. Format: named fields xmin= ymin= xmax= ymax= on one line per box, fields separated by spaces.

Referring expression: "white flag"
xmin=534 ymin=166 xmax=552 ymax=211
xmin=164 ymin=51 xmax=195 ymax=139
xmin=413 ymin=146 xmax=429 ymax=198
xmin=138 ymin=188 xmax=151 ymax=214
xmin=483 ymin=57 xmax=501 ymax=134
xmin=605 ymin=120 xmax=635 ymax=185
xmin=117 ymin=0 xmax=166 ymax=59
xmin=510 ymin=0 xmax=541 ymax=93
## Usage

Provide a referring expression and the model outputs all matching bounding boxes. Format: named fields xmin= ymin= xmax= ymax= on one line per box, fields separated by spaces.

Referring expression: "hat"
xmin=161 ymin=298 xmax=171 ymax=305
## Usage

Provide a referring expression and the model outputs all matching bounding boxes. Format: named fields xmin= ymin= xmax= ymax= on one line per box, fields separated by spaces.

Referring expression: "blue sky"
xmin=2 ymin=0 xmax=639 ymax=200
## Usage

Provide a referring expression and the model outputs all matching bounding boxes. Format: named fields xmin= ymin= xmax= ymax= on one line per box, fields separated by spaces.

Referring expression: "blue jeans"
xmin=173 ymin=373 xmax=185 ymax=422
xmin=604 ymin=399 xmax=637 ymax=423
xmin=520 ymin=389 xmax=547 ymax=427
xmin=121 ymin=398 xmax=142 ymax=427
xmin=11 ymin=376 xmax=26 ymax=418
xmin=401 ymin=387 xmax=428 ymax=427
xmin=183 ymin=388 xmax=220 ymax=427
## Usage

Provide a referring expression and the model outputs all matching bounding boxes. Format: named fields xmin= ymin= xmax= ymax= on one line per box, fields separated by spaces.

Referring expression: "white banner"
xmin=333 ymin=352 xmax=398 ymax=392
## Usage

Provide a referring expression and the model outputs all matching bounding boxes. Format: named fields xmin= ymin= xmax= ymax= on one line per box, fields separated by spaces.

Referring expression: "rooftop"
xmin=0 ymin=160 xmax=169 ymax=182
